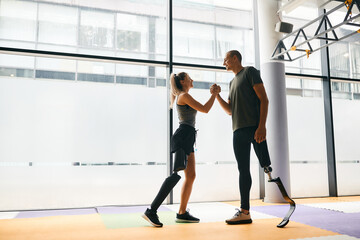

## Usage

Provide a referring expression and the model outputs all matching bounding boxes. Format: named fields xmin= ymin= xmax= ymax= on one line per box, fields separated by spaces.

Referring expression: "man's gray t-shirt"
xmin=228 ymin=66 xmax=263 ymax=132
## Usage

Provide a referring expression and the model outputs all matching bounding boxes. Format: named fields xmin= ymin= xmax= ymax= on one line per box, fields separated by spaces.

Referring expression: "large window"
xmin=282 ymin=1 xmax=360 ymax=198
xmin=2 ymin=0 xmax=358 ymax=211
xmin=326 ymin=3 xmax=360 ymax=196
xmin=0 ymin=0 xmax=257 ymax=210
xmin=0 ymin=53 xmax=168 ymax=210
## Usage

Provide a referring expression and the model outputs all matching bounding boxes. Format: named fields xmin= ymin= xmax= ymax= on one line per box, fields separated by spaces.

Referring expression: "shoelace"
xmin=186 ymin=208 xmax=191 ymax=215
xmin=184 ymin=208 xmax=196 ymax=218
xmin=234 ymin=208 xmax=242 ymax=217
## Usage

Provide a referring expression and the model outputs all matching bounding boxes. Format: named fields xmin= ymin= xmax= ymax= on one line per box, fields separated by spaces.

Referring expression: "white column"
xmin=256 ymin=0 xmax=291 ymax=203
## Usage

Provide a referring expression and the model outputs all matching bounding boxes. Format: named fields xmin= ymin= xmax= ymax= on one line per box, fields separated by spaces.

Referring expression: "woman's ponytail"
xmin=169 ymin=73 xmax=185 ymax=108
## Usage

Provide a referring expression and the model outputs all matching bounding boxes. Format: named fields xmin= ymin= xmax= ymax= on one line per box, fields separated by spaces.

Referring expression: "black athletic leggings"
xmin=233 ymin=126 xmax=271 ymax=211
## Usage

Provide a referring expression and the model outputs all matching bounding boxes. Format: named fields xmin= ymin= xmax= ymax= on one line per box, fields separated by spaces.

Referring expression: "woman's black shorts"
xmin=170 ymin=124 xmax=196 ymax=155
xmin=170 ymin=124 xmax=196 ymax=171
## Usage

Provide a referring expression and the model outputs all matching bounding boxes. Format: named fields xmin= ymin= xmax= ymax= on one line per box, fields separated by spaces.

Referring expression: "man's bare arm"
xmin=216 ymin=94 xmax=232 ymax=115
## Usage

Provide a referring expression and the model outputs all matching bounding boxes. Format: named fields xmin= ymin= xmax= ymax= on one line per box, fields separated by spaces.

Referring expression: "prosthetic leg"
xmin=264 ymin=166 xmax=296 ymax=228
xmin=150 ymin=148 xmax=187 ymax=210
xmin=143 ymin=149 xmax=187 ymax=227
xmin=173 ymin=148 xmax=187 ymax=172
xmin=150 ymin=172 xmax=181 ymax=210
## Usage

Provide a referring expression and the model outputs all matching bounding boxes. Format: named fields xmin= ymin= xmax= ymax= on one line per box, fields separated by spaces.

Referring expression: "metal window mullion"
xmin=76 ymin=7 xmax=81 ymax=82
xmin=319 ymin=8 xmax=338 ymax=197
xmin=348 ymin=42 xmax=353 ymax=80
xmin=213 ymin=24 xmax=217 ymax=67
xmin=33 ymin=2 xmax=40 ymax=80
xmin=323 ymin=79 xmax=338 ymax=197
xmin=167 ymin=0 xmax=174 ymax=205
xmin=35 ymin=2 xmax=39 ymax=48
xmin=0 ymin=47 xmax=169 ymax=66
xmin=253 ymin=0 xmax=265 ymax=200
xmin=114 ymin=12 xmax=117 ymax=84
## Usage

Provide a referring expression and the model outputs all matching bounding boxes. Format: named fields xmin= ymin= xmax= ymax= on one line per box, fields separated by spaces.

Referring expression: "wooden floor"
xmin=1 ymin=196 xmax=360 ymax=240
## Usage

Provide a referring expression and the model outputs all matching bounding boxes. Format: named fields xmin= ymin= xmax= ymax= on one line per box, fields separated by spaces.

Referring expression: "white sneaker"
xmin=225 ymin=209 xmax=252 ymax=225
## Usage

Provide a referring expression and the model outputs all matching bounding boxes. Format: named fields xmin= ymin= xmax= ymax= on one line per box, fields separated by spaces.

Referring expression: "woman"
xmin=142 ymin=72 xmax=220 ymax=227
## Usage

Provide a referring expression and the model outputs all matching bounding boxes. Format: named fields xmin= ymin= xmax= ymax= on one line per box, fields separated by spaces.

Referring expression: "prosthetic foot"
xmin=264 ymin=166 xmax=296 ymax=228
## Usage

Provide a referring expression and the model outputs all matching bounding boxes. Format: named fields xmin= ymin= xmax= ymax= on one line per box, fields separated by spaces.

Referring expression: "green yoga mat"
xmin=101 ymin=211 xmax=184 ymax=229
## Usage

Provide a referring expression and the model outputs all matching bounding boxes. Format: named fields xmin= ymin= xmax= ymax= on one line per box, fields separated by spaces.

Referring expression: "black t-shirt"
xmin=228 ymin=66 xmax=263 ymax=132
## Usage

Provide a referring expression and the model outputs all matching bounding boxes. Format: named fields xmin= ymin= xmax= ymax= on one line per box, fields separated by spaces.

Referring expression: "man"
xmin=216 ymin=50 xmax=271 ymax=224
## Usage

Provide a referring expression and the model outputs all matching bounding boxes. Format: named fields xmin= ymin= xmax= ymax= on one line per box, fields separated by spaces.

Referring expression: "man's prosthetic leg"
xmin=150 ymin=149 xmax=185 ymax=211
xmin=264 ymin=166 xmax=296 ymax=228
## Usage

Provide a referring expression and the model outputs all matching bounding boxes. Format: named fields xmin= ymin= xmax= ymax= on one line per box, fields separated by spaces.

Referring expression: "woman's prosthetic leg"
xmin=150 ymin=172 xmax=181 ymax=210
xmin=264 ymin=166 xmax=296 ymax=228
xmin=150 ymin=149 xmax=186 ymax=211
xmin=173 ymin=148 xmax=187 ymax=172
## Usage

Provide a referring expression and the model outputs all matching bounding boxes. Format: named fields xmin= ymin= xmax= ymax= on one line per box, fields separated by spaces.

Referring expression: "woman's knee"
xmin=185 ymin=170 xmax=196 ymax=182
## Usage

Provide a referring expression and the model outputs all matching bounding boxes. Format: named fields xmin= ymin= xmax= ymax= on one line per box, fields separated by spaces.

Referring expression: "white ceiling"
xmin=279 ymin=0 xmax=346 ymax=13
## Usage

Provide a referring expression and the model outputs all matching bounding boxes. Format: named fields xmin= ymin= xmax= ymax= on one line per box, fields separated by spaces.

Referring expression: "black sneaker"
xmin=176 ymin=209 xmax=200 ymax=223
xmin=142 ymin=208 xmax=163 ymax=227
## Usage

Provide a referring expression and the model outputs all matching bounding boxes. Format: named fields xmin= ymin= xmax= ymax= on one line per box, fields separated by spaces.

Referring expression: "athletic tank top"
xmin=176 ymin=103 xmax=197 ymax=128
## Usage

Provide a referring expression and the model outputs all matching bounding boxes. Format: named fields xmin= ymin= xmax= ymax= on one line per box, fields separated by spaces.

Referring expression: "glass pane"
xmin=172 ymin=68 xmax=259 ymax=203
xmin=0 ymin=0 xmax=37 ymax=48
xmin=79 ymin=10 xmax=114 ymax=49
xmin=173 ymin=21 xmax=214 ymax=65
xmin=0 ymin=0 xmax=167 ymax=61
xmin=116 ymin=13 xmax=147 ymax=52
xmin=285 ymin=77 xmax=329 ymax=197
xmin=36 ymin=57 xmax=76 ymax=81
xmin=0 ymin=53 xmax=168 ymax=209
xmin=0 ymin=54 xmax=34 ymax=78
xmin=38 ymin=4 xmax=78 ymax=46
xmin=77 ymin=60 xmax=115 ymax=83
xmin=173 ymin=0 xmax=254 ymax=66
xmin=332 ymin=80 xmax=360 ymax=195
xmin=329 ymin=42 xmax=350 ymax=78
xmin=216 ymin=27 xmax=254 ymax=66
